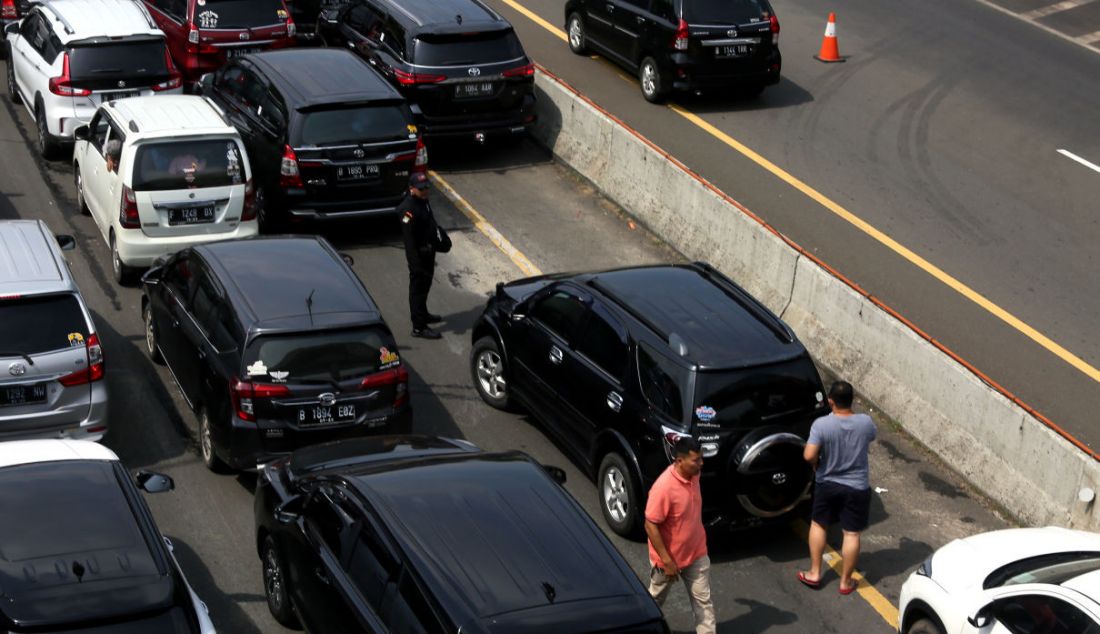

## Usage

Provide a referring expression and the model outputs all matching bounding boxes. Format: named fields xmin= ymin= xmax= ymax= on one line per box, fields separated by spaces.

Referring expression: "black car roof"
xmin=584 ymin=264 xmax=802 ymax=369
xmin=248 ymin=49 xmax=403 ymax=110
xmin=380 ymin=0 xmax=506 ymax=31
xmin=348 ymin=453 xmax=653 ymax=629
xmin=197 ymin=236 xmax=381 ymax=334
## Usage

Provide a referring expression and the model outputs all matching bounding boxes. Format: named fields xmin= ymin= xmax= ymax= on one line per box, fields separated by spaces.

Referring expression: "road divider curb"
xmin=527 ymin=65 xmax=1100 ymax=531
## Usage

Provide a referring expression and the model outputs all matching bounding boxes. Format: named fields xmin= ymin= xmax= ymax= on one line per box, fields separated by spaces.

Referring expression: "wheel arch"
xmin=591 ymin=428 xmax=644 ymax=486
xmin=472 ymin=315 xmax=508 ymax=362
xmin=901 ymin=599 xmax=947 ymax=634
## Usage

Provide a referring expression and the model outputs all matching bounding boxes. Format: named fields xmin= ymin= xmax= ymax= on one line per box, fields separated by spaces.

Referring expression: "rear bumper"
xmin=282 ymin=192 xmax=405 ymax=221
xmin=0 ymin=381 xmax=108 ymax=442
xmin=668 ymin=50 xmax=782 ymax=91
xmin=116 ymin=221 xmax=259 ymax=268
xmin=412 ymin=95 xmax=537 ymax=139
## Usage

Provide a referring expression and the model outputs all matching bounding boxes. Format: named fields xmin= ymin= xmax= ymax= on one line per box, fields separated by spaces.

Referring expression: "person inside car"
xmin=105 ymin=139 xmax=122 ymax=174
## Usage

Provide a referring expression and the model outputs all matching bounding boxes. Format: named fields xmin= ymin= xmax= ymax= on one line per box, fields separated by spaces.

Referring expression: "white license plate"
xmin=227 ymin=48 xmax=260 ymax=58
xmin=337 ymin=163 xmax=381 ymax=181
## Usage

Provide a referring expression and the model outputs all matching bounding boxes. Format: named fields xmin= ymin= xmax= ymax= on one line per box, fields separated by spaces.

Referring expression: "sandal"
xmin=797 ymin=571 xmax=822 ymax=589
xmin=839 ymin=580 xmax=859 ymax=595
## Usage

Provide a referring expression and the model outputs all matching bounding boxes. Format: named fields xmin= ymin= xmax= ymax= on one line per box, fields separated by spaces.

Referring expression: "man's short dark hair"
xmin=105 ymin=139 xmax=122 ymax=163
xmin=829 ymin=380 xmax=854 ymax=409
xmin=673 ymin=436 xmax=701 ymax=459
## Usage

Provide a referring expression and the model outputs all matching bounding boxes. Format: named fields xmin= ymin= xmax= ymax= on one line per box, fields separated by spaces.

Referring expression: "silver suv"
xmin=0 ymin=220 xmax=108 ymax=440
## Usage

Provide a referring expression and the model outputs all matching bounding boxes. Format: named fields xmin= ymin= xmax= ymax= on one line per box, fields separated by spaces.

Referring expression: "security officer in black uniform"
xmin=399 ymin=172 xmax=443 ymax=339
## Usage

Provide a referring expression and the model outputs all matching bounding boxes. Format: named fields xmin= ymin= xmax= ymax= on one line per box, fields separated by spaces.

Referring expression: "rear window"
xmin=692 ymin=358 xmax=824 ymax=428
xmin=299 ymin=105 xmax=412 ymax=146
xmin=244 ymin=328 xmax=398 ymax=383
xmin=132 ymin=139 xmax=246 ymax=191
xmin=67 ymin=41 xmax=169 ymax=82
xmin=637 ymin=342 xmax=690 ymax=422
xmin=0 ymin=294 xmax=87 ymax=356
xmin=193 ymin=0 xmax=287 ymax=29
xmin=683 ymin=0 xmax=768 ymax=24
xmin=412 ymin=30 xmax=524 ymax=66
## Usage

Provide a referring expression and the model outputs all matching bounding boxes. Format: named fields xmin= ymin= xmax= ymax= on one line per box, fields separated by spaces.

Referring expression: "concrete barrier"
xmin=530 ymin=68 xmax=1100 ymax=530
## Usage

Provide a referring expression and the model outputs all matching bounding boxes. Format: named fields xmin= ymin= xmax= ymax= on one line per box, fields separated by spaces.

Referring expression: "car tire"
xmin=75 ymin=167 xmax=90 ymax=215
xmin=6 ymin=53 xmax=21 ymax=105
xmin=906 ymin=618 xmax=944 ymax=634
xmin=567 ymin=13 xmax=588 ymax=55
xmin=143 ymin=301 xmax=163 ymax=364
xmin=198 ymin=408 xmax=228 ymax=473
xmin=110 ymin=233 xmax=134 ymax=286
xmin=598 ymin=452 xmax=642 ymax=539
xmin=35 ymin=101 xmax=60 ymax=159
xmin=262 ymin=535 xmax=300 ymax=627
xmin=471 ymin=336 xmax=512 ymax=410
xmin=639 ymin=57 xmax=665 ymax=103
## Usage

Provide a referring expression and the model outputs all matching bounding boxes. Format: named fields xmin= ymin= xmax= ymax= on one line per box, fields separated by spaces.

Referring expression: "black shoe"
xmin=411 ymin=326 xmax=442 ymax=340
xmin=426 ymin=313 xmax=444 ymax=324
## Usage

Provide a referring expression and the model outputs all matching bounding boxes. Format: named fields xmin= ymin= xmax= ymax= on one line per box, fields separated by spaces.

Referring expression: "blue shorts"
xmin=812 ymin=481 xmax=871 ymax=532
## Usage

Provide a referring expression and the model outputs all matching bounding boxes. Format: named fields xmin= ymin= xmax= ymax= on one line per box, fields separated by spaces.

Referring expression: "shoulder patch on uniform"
xmin=402 ymin=210 xmax=412 ymax=224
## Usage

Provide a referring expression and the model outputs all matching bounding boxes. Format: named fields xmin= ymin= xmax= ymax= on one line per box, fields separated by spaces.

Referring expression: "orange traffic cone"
xmin=814 ymin=13 xmax=845 ymax=63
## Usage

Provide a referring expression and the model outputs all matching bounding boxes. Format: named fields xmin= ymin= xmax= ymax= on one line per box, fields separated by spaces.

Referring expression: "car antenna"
xmin=72 ymin=560 xmax=85 ymax=583
xmin=306 ymin=289 xmax=315 ymax=325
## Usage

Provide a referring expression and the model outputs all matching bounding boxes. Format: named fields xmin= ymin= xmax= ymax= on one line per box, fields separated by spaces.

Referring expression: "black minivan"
xmin=564 ymin=0 xmax=781 ymax=102
xmin=198 ymin=48 xmax=426 ymax=230
xmin=141 ymin=236 xmax=411 ymax=472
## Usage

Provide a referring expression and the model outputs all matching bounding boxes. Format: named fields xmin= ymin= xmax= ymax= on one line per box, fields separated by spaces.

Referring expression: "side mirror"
xmin=4 ymin=23 xmax=17 ymax=36
xmin=135 ymin=470 xmax=175 ymax=493
xmin=967 ymin=607 xmax=992 ymax=628
xmin=339 ymin=252 xmax=355 ymax=267
xmin=542 ymin=464 xmax=567 ymax=485
xmin=196 ymin=72 xmax=215 ymax=94
xmin=55 ymin=234 xmax=75 ymax=251
xmin=73 ymin=125 xmax=90 ymax=141
xmin=275 ymin=496 xmax=305 ymax=524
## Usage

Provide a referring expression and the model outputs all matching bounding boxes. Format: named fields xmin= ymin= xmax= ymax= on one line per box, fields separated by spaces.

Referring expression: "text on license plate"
xmin=107 ymin=90 xmax=140 ymax=100
xmin=1 ymin=384 xmax=47 ymax=407
xmin=717 ymin=45 xmax=751 ymax=58
xmin=169 ymin=206 xmax=215 ymax=225
xmin=298 ymin=404 xmax=356 ymax=426
xmin=455 ymin=82 xmax=495 ymax=98
xmin=337 ymin=164 xmax=381 ymax=181
xmin=228 ymin=48 xmax=260 ymax=58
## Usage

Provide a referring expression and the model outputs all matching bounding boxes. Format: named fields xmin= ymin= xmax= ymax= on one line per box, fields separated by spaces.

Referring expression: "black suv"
xmin=564 ymin=0 xmax=781 ymax=102
xmin=197 ymin=48 xmax=426 ymax=231
xmin=470 ymin=263 xmax=829 ymax=537
xmin=318 ymin=0 xmax=536 ymax=142
xmin=255 ymin=436 xmax=668 ymax=633
xmin=140 ymin=236 xmax=411 ymax=472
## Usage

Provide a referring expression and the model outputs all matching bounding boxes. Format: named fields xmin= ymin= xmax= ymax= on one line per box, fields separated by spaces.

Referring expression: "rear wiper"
xmin=0 ymin=351 xmax=34 ymax=365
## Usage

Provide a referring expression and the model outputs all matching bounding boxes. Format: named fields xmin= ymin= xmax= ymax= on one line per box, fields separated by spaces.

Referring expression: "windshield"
xmin=299 ymin=104 xmax=412 ymax=146
xmin=0 ymin=294 xmax=87 ymax=356
xmin=693 ymin=358 xmax=824 ymax=428
xmin=193 ymin=0 xmax=287 ymax=29
xmin=68 ymin=41 xmax=169 ymax=82
xmin=683 ymin=0 xmax=768 ymax=24
xmin=244 ymin=328 xmax=398 ymax=383
xmin=132 ymin=139 xmax=245 ymax=191
xmin=412 ymin=30 xmax=524 ymax=66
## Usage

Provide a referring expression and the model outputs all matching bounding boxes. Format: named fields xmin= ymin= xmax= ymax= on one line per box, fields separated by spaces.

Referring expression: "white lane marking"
xmin=969 ymin=0 xmax=1100 ymax=54
xmin=1057 ymin=149 xmax=1100 ymax=173
xmin=1077 ymin=28 xmax=1100 ymax=43
xmin=1021 ymin=0 xmax=1096 ymax=19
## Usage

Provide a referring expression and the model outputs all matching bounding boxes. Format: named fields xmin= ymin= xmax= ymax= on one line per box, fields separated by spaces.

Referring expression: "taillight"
xmin=152 ymin=48 xmax=183 ymax=92
xmin=59 ymin=333 xmax=104 ymax=386
xmin=279 ymin=144 xmax=302 ymax=188
xmin=185 ymin=26 xmax=219 ymax=55
xmin=231 ymin=378 xmax=290 ymax=423
xmin=119 ymin=186 xmax=140 ymax=229
xmin=1 ymin=0 xmax=17 ymax=20
xmin=502 ymin=63 xmax=535 ymax=78
xmin=48 ymin=53 xmax=92 ymax=97
xmin=413 ymin=138 xmax=427 ymax=172
xmin=360 ymin=366 xmax=409 ymax=409
xmin=769 ymin=14 xmax=780 ymax=45
xmin=393 ymin=69 xmax=446 ymax=85
xmin=672 ymin=18 xmax=689 ymax=51
xmin=286 ymin=17 xmax=296 ymax=37
xmin=661 ymin=425 xmax=691 ymax=462
xmin=242 ymin=178 xmax=257 ymax=221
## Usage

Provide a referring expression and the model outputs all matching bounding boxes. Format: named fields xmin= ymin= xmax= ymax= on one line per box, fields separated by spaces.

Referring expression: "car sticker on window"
xmin=816 ymin=391 xmax=824 ymax=403
xmin=197 ymin=0 xmax=205 ymax=5
xmin=67 ymin=332 xmax=85 ymax=347
xmin=226 ymin=143 xmax=241 ymax=184
xmin=379 ymin=347 xmax=400 ymax=368
xmin=277 ymin=9 xmax=287 ymax=19
xmin=197 ymin=10 xmax=218 ymax=29
xmin=407 ymin=124 xmax=418 ymax=139
xmin=247 ymin=360 xmax=268 ymax=376
xmin=269 ymin=370 xmax=289 ymax=382
xmin=695 ymin=405 xmax=716 ymax=422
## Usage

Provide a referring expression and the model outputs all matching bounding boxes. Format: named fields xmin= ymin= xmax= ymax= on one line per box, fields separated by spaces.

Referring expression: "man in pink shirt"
xmin=645 ymin=437 xmax=715 ymax=634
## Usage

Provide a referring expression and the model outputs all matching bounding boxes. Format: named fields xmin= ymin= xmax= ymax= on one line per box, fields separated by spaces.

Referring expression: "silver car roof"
xmin=0 ymin=219 xmax=78 ymax=297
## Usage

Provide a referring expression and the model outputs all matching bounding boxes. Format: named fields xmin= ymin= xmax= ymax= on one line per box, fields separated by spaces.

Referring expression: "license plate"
xmin=336 ymin=163 xmax=381 ymax=182
xmin=106 ymin=90 xmax=140 ymax=100
xmin=168 ymin=206 xmax=215 ymax=225
xmin=716 ymin=44 xmax=751 ymax=58
xmin=297 ymin=404 xmax=356 ymax=427
xmin=455 ymin=82 xmax=496 ymax=98
xmin=1 ymin=383 xmax=47 ymax=407
xmin=228 ymin=48 xmax=260 ymax=58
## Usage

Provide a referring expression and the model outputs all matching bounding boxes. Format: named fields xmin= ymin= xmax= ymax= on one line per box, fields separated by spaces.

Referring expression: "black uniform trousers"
xmin=408 ymin=252 xmax=435 ymax=330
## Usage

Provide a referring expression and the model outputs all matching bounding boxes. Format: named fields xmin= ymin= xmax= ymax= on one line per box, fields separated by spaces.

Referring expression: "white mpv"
xmin=72 ymin=95 xmax=258 ymax=283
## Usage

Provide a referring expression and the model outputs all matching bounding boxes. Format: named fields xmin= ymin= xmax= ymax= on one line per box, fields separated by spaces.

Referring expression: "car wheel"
xmin=36 ymin=102 xmax=60 ymax=159
xmin=262 ymin=535 xmax=300 ymax=627
xmin=198 ymin=408 xmax=228 ymax=473
xmin=639 ymin=57 xmax=664 ymax=103
xmin=6 ymin=55 xmax=21 ymax=105
xmin=143 ymin=302 xmax=163 ymax=364
xmin=906 ymin=618 xmax=944 ymax=634
xmin=471 ymin=336 xmax=511 ymax=410
xmin=598 ymin=453 xmax=642 ymax=538
xmin=110 ymin=233 xmax=133 ymax=286
xmin=75 ymin=168 xmax=90 ymax=215
xmin=567 ymin=13 xmax=588 ymax=55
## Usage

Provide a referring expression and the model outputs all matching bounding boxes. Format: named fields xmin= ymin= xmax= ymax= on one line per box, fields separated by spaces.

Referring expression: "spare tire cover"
xmin=730 ymin=432 xmax=812 ymax=518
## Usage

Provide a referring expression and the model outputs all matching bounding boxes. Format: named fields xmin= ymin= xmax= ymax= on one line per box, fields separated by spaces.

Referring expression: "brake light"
xmin=119 ymin=186 xmax=140 ymax=229
xmin=185 ymin=26 xmax=219 ymax=55
xmin=59 ymin=333 xmax=104 ymax=386
xmin=279 ymin=144 xmax=302 ymax=188
xmin=413 ymin=138 xmax=427 ymax=172
xmin=672 ymin=19 xmax=689 ymax=50
xmin=393 ymin=69 xmax=446 ymax=85
xmin=1 ymin=0 xmax=17 ymax=20
xmin=48 ymin=53 xmax=92 ymax=97
xmin=286 ymin=17 xmax=296 ymax=37
xmin=152 ymin=48 xmax=182 ymax=92
xmin=502 ymin=63 xmax=534 ymax=78
xmin=231 ymin=378 xmax=291 ymax=423
xmin=769 ymin=14 xmax=780 ymax=45
xmin=360 ymin=366 xmax=409 ymax=409
xmin=242 ymin=178 xmax=257 ymax=221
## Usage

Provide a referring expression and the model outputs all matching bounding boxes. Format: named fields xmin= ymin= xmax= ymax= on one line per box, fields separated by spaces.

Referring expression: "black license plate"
xmin=297 ymin=403 xmax=356 ymax=427
xmin=336 ymin=163 xmax=381 ymax=182
xmin=168 ymin=206 xmax=215 ymax=225
xmin=716 ymin=44 xmax=752 ymax=58
xmin=107 ymin=90 xmax=140 ymax=100
xmin=455 ymin=82 xmax=496 ymax=98
xmin=228 ymin=48 xmax=260 ymax=58
xmin=1 ymin=383 xmax=47 ymax=407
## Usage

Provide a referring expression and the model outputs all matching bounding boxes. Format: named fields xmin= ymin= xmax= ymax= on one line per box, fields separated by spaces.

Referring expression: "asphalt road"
xmin=478 ymin=0 xmax=1100 ymax=452
xmin=0 ymin=70 xmax=1013 ymax=632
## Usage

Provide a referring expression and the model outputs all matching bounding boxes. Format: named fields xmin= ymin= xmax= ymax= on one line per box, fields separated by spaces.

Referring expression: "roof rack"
xmin=36 ymin=2 xmax=76 ymax=36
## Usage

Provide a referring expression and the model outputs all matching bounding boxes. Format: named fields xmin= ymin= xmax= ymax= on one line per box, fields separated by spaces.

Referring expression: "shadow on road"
xmin=671 ymin=76 xmax=814 ymax=113
xmin=167 ymin=536 xmax=272 ymax=634
xmin=428 ymin=135 xmax=553 ymax=173
xmin=718 ymin=597 xmax=799 ymax=632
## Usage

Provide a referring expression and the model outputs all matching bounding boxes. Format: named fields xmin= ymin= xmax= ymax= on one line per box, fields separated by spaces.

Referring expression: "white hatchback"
xmin=72 ymin=95 xmax=258 ymax=284
xmin=898 ymin=527 xmax=1100 ymax=634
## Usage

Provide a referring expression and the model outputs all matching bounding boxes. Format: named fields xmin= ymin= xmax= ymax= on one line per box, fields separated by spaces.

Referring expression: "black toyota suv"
xmin=318 ymin=0 xmax=536 ymax=142
xmin=197 ymin=48 xmax=426 ymax=231
xmin=140 ymin=236 xmax=411 ymax=473
xmin=564 ymin=0 xmax=781 ymax=102
xmin=470 ymin=262 xmax=829 ymax=537
xmin=255 ymin=436 xmax=669 ymax=633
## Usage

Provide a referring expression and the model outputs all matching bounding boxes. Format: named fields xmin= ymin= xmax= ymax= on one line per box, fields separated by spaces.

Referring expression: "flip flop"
xmin=797 ymin=571 xmax=822 ymax=589
xmin=839 ymin=580 xmax=859 ymax=595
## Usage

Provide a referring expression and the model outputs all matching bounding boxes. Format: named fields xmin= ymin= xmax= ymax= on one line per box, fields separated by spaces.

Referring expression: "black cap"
xmin=409 ymin=172 xmax=430 ymax=190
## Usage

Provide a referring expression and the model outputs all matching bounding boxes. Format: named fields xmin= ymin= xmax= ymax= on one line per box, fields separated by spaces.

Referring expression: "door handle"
xmin=606 ymin=3 xmax=615 ymax=11
xmin=197 ymin=350 xmax=206 ymax=360
xmin=607 ymin=391 xmax=623 ymax=412
xmin=171 ymin=319 xmax=180 ymax=328
xmin=314 ymin=567 xmax=331 ymax=585
xmin=549 ymin=345 xmax=563 ymax=365
xmin=636 ymin=15 xmax=646 ymax=24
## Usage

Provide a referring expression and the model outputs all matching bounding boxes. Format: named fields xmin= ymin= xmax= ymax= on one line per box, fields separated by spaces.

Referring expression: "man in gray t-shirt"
xmin=797 ymin=380 xmax=876 ymax=596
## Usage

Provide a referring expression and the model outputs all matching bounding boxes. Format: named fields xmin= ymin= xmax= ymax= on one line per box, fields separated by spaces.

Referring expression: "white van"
xmin=72 ymin=95 xmax=258 ymax=283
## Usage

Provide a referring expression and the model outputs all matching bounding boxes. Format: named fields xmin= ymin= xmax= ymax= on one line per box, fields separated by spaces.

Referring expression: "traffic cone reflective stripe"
xmin=814 ymin=12 xmax=845 ymax=63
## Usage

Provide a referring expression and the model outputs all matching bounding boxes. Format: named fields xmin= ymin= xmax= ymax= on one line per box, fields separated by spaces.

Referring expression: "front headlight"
xmin=916 ymin=554 xmax=933 ymax=578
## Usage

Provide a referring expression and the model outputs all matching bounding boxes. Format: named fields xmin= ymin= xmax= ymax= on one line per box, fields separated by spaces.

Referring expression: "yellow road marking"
xmin=428 ymin=171 xmax=543 ymax=277
xmin=492 ymin=0 xmax=1100 ymax=385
